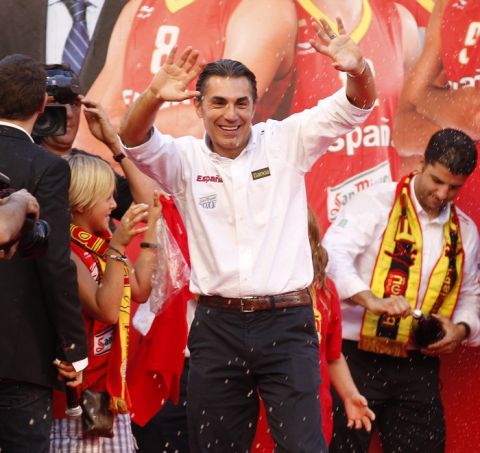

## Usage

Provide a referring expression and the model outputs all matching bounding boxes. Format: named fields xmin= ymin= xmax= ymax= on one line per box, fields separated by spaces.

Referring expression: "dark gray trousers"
xmin=187 ymin=304 xmax=327 ymax=453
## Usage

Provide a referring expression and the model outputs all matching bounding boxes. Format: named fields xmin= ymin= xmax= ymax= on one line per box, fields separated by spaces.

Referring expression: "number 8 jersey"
xmin=122 ymin=0 xmax=240 ymax=110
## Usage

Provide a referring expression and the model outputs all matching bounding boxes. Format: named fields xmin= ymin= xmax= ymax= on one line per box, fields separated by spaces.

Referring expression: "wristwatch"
xmin=113 ymin=152 xmax=126 ymax=163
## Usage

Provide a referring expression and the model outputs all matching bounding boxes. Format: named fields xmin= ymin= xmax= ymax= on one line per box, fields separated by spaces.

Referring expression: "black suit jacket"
xmin=0 ymin=125 xmax=87 ymax=388
xmin=0 ymin=0 xmax=127 ymax=92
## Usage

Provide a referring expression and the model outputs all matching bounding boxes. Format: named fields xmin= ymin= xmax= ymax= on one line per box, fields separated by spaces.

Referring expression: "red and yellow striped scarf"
xmin=70 ymin=224 xmax=131 ymax=411
xmin=359 ymin=174 xmax=464 ymax=357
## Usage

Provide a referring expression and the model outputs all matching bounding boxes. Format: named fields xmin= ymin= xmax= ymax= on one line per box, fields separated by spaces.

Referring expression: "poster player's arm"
xmin=74 ymin=0 xmax=141 ymax=159
xmin=394 ymin=0 xmax=480 ymax=156
xmin=412 ymin=0 xmax=480 ymax=139
xmin=86 ymin=0 xmax=140 ymax=125
xmin=395 ymin=2 xmax=422 ymax=74
xmin=223 ymin=0 xmax=297 ymax=99
xmin=393 ymin=0 xmax=445 ymax=156
xmin=392 ymin=2 xmax=425 ymax=172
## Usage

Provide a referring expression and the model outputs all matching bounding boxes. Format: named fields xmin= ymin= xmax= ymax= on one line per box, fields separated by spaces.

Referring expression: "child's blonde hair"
xmin=65 ymin=153 xmax=115 ymax=211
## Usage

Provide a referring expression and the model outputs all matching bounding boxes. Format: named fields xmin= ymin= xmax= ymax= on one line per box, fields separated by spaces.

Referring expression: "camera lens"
xmin=33 ymin=105 xmax=67 ymax=137
xmin=18 ymin=216 xmax=50 ymax=259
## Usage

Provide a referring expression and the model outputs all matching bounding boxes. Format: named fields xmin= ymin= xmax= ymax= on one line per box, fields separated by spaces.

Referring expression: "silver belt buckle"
xmin=240 ymin=297 xmax=255 ymax=313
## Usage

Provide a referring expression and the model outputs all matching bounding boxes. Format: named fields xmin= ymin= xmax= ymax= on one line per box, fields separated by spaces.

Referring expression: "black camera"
xmin=33 ymin=67 xmax=80 ymax=137
xmin=0 ymin=172 xmax=50 ymax=258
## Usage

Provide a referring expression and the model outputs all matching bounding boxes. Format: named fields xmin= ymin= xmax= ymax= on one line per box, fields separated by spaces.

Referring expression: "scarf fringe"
xmin=358 ymin=336 xmax=409 ymax=358
xmin=110 ymin=396 xmax=129 ymax=413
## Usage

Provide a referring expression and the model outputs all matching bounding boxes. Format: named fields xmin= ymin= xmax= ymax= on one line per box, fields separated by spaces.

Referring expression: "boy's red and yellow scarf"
xmin=70 ymin=224 xmax=131 ymax=411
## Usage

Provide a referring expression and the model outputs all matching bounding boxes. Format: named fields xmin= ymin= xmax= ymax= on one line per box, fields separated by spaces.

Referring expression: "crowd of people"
xmin=1 ymin=1 xmax=480 ymax=452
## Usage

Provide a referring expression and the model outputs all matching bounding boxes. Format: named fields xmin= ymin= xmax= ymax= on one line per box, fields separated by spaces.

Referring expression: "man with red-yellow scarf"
xmin=323 ymin=128 xmax=480 ymax=453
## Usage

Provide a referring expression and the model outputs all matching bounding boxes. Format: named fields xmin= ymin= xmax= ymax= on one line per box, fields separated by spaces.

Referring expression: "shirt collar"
xmin=203 ymin=128 xmax=256 ymax=161
xmin=48 ymin=0 xmax=103 ymax=8
xmin=85 ymin=0 xmax=103 ymax=9
xmin=0 ymin=121 xmax=34 ymax=143
xmin=410 ymin=175 xmax=451 ymax=225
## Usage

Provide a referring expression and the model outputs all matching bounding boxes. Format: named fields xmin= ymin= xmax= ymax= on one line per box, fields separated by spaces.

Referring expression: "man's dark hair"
xmin=195 ymin=59 xmax=258 ymax=103
xmin=425 ymin=128 xmax=477 ymax=175
xmin=0 ymin=54 xmax=46 ymax=120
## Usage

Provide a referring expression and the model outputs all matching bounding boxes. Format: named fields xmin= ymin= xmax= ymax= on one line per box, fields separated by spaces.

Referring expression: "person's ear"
xmin=72 ymin=205 xmax=85 ymax=214
xmin=38 ymin=93 xmax=49 ymax=114
xmin=419 ymin=154 xmax=425 ymax=167
xmin=250 ymin=102 xmax=257 ymax=121
xmin=193 ymin=97 xmax=203 ymax=119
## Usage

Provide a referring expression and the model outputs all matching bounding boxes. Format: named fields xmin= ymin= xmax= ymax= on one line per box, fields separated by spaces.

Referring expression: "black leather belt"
xmin=198 ymin=288 xmax=311 ymax=312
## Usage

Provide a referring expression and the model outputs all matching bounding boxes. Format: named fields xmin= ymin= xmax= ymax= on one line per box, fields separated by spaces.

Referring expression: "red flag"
xmin=127 ymin=197 xmax=191 ymax=426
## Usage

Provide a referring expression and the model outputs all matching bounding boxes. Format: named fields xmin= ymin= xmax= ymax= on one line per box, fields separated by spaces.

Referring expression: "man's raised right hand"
xmin=147 ymin=46 xmax=205 ymax=103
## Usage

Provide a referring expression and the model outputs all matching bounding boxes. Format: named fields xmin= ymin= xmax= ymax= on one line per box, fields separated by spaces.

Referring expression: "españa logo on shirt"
xmin=196 ymin=175 xmax=223 ymax=183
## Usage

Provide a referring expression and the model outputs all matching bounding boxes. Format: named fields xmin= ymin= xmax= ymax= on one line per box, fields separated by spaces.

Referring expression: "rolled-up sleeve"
xmin=452 ymin=222 xmax=480 ymax=346
xmin=122 ymin=127 xmax=185 ymax=195
xmin=270 ymin=88 xmax=373 ymax=172
xmin=323 ymin=189 xmax=388 ymax=301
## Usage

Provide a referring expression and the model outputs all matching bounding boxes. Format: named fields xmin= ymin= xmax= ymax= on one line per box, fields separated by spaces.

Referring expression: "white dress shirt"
xmin=323 ymin=178 xmax=480 ymax=345
xmin=46 ymin=0 xmax=105 ymax=65
xmin=124 ymin=89 xmax=371 ymax=297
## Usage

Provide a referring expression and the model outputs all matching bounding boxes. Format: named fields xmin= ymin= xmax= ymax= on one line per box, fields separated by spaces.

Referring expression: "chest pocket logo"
xmin=251 ymin=167 xmax=271 ymax=180
xmin=199 ymin=194 xmax=217 ymax=209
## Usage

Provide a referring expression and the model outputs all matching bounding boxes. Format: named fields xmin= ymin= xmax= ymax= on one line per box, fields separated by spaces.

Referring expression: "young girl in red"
xmin=50 ymin=154 xmax=161 ymax=452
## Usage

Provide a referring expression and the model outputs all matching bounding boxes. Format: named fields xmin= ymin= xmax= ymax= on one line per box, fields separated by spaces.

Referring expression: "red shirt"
xmin=315 ymin=278 xmax=343 ymax=443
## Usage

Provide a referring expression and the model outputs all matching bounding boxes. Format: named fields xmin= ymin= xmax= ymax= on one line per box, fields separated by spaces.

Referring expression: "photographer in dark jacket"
xmin=0 ymin=54 xmax=87 ymax=452
xmin=36 ymin=65 xmax=154 ymax=219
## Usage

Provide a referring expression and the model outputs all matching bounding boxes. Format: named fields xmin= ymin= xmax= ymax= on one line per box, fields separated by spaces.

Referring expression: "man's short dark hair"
xmin=195 ymin=59 xmax=258 ymax=103
xmin=0 ymin=54 xmax=46 ymax=120
xmin=425 ymin=128 xmax=477 ymax=175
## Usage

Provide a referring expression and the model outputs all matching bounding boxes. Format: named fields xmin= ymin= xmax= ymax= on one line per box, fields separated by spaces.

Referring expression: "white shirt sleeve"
xmin=452 ymin=220 xmax=480 ymax=346
xmin=122 ymin=128 xmax=185 ymax=195
xmin=269 ymin=88 xmax=373 ymax=172
xmin=72 ymin=357 xmax=88 ymax=372
xmin=323 ymin=188 xmax=390 ymax=300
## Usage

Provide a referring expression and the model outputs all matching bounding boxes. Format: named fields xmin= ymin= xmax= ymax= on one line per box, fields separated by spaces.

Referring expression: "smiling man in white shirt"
xmin=120 ymin=18 xmax=375 ymax=453
xmin=323 ymin=128 xmax=480 ymax=453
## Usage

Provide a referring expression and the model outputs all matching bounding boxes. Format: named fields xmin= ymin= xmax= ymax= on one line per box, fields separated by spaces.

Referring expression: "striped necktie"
xmin=62 ymin=0 xmax=90 ymax=74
